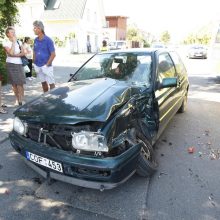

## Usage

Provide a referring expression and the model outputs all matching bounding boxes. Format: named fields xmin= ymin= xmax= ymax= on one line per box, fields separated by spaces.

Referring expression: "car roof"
xmin=98 ymin=48 xmax=171 ymax=54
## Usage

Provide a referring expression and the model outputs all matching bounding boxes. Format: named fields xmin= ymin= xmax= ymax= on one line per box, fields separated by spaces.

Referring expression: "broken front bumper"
xmin=9 ymin=131 xmax=141 ymax=190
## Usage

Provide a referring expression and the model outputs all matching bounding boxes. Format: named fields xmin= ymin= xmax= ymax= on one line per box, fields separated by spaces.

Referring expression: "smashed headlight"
xmin=13 ymin=117 xmax=27 ymax=136
xmin=71 ymin=131 xmax=108 ymax=152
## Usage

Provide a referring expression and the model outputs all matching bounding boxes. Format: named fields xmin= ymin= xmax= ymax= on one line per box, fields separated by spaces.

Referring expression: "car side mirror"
xmin=157 ymin=77 xmax=177 ymax=89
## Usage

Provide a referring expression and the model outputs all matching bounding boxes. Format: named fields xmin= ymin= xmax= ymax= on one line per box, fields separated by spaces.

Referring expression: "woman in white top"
xmin=23 ymin=37 xmax=33 ymax=79
xmin=3 ymin=26 xmax=26 ymax=106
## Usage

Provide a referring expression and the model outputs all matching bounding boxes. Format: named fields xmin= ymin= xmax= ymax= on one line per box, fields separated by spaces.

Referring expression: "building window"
xmin=53 ymin=0 xmax=61 ymax=9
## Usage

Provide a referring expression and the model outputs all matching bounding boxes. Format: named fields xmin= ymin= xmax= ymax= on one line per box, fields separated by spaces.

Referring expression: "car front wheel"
xmin=136 ymin=132 xmax=157 ymax=177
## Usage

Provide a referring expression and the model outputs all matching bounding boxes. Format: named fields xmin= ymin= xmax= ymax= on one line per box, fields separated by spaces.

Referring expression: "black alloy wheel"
xmin=136 ymin=132 xmax=157 ymax=177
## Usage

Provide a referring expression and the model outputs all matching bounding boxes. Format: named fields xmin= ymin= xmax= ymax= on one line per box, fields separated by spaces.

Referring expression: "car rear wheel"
xmin=178 ymin=91 xmax=188 ymax=113
xmin=136 ymin=132 xmax=157 ymax=177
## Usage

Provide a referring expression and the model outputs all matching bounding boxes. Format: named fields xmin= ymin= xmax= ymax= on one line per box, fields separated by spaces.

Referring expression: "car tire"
xmin=136 ymin=132 xmax=157 ymax=177
xmin=178 ymin=91 xmax=188 ymax=113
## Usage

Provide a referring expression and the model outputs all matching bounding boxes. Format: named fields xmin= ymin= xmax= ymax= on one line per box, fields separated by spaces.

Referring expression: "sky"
xmin=103 ymin=0 xmax=220 ymax=42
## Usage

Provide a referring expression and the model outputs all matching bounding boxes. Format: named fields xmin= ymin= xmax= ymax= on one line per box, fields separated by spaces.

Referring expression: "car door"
xmin=154 ymin=52 xmax=179 ymax=137
xmin=169 ymin=51 xmax=189 ymax=102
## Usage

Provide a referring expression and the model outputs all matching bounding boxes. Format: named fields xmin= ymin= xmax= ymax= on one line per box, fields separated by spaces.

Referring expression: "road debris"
xmin=32 ymin=177 xmax=42 ymax=184
xmin=204 ymin=130 xmax=210 ymax=136
xmin=208 ymin=194 xmax=216 ymax=207
xmin=158 ymin=172 xmax=168 ymax=178
xmin=198 ymin=151 xmax=203 ymax=157
xmin=5 ymin=189 xmax=10 ymax=195
xmin=209 ymin=149 xmax=220 ymax=160
xmin=188 ymin=146 xmax=195 ymax=154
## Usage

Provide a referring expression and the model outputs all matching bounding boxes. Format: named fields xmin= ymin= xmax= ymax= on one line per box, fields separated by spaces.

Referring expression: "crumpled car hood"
xmin=15 ymin=78 xmax=142 ymax=124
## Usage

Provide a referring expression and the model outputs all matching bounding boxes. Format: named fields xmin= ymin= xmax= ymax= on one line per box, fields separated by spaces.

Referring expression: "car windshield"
xmin=73 ymin=52 xmax=152 ymax=86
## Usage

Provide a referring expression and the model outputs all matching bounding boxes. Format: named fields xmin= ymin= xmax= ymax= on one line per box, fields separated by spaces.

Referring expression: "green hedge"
xmin=0 ymin=43 xmax=7 ymax=85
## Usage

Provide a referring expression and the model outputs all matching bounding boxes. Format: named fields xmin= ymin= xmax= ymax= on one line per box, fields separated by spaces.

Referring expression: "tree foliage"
xmin=0 ymin=0 xmax=25 ymax=84
xmin=127 ymin=27 xmax=140 ymax=41
xmin=183 ymin=33 xmax=211 ymax=45
xmin=182 ymin=23 xmax=213 ymax=45
xmin=0 ymin=0 xmax=25 ymax=37
xmin=127 ymin=25 xmax=152 ymax=48
xmin=160 ymin=31 xmax=171 ymax=44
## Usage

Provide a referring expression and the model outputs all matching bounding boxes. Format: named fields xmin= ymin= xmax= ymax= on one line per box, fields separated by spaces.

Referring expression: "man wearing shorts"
xmin=33 ymin=20 xmax=56 ymax=92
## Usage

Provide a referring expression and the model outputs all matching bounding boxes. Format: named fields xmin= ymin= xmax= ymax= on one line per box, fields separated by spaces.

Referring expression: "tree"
xmin=0 ymin=0 xmax=26 ymax=37
xmin=160 ymin=31 xmax=171 ymax=44
xmin=0 ymin=0 xmax=25 ymax=84
xmin=127 ymin=27 xmax=140 ymax=41
xmin=127 ymin=25 xmax=153 ymax=48
xmin=183 ymin=33 xmax=211 ymax=45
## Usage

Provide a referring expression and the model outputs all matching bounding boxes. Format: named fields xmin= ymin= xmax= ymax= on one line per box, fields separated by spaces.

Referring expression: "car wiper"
xmin=68 ymin=73 xmax=77 ymax=82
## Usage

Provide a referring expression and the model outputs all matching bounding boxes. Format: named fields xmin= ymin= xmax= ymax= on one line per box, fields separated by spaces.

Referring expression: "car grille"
xmin=27 ymin=123 xmax=96 ymax=151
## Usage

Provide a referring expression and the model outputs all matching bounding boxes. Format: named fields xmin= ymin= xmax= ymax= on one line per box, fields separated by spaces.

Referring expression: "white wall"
xmin=15 ymin=0 xmax=106 ymax=54
xmin=80 ymin=0 xmax=106 ymax=53
xmin=15 ymin=0 xmax=44 ymax=38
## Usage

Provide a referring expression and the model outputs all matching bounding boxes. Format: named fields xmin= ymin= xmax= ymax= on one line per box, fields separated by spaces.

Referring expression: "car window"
xmin=109 ymin=42 xmax=116 ymax=47
xmin=157 ymin=53 xmax=176 ymax=81
xmin=73 ymin=52 xmax=152 ymax=86
xmin=169 ymin=51 xmax=187 ymax=76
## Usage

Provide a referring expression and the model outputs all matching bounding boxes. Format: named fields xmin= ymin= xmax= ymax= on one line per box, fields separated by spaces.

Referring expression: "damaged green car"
xmin=9 ymin=48 xmax=189 ymax=190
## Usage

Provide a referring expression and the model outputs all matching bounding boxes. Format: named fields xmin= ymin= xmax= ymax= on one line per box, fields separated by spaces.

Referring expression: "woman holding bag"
xmin=23 ymin=37 xmax=34 ymax=80
xmin=3 ymin=26 xmax=26 ymax=106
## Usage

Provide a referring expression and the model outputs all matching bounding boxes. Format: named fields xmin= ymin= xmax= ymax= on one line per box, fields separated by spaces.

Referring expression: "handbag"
xmin=21 ymin=56 xmax=29 ymax=66
xmin=23 ymin=65 xmax=30 ymax=73
xmin=17 ymin=41 xmax=29 ymax=66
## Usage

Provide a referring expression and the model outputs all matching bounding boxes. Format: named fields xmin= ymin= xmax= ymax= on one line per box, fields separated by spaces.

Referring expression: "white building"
xmin=16 ymin=0 xmax=106 ymax=53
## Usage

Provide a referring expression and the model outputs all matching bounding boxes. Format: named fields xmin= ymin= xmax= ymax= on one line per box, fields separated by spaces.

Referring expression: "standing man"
xmin=33 ymin=20 xmax=56 ymax=92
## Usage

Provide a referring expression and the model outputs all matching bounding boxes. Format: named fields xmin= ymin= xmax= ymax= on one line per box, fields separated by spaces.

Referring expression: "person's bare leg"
xmin=49 ymin=83 xmax=55 ymax=90
xmin=41 ymin=81 xmax=49 ymax=93
xmin=12 ymin=84 xmax=19 ymax=104
xmin=17 ymin=85 xmax=24 ymax=104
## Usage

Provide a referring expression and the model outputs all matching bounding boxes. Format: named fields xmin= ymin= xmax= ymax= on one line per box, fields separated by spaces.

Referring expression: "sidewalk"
xmin=0 ymin=52 xmax=92 ymax=143
xmin=0 ymin=78 xmax=42 ymax=142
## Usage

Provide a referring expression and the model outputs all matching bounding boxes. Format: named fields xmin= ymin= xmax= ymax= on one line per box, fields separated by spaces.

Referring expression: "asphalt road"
xmin=0 ymin=57 xmax=220 ymax=220
xmin=146 ymin=58 xmax=220 ymax=219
